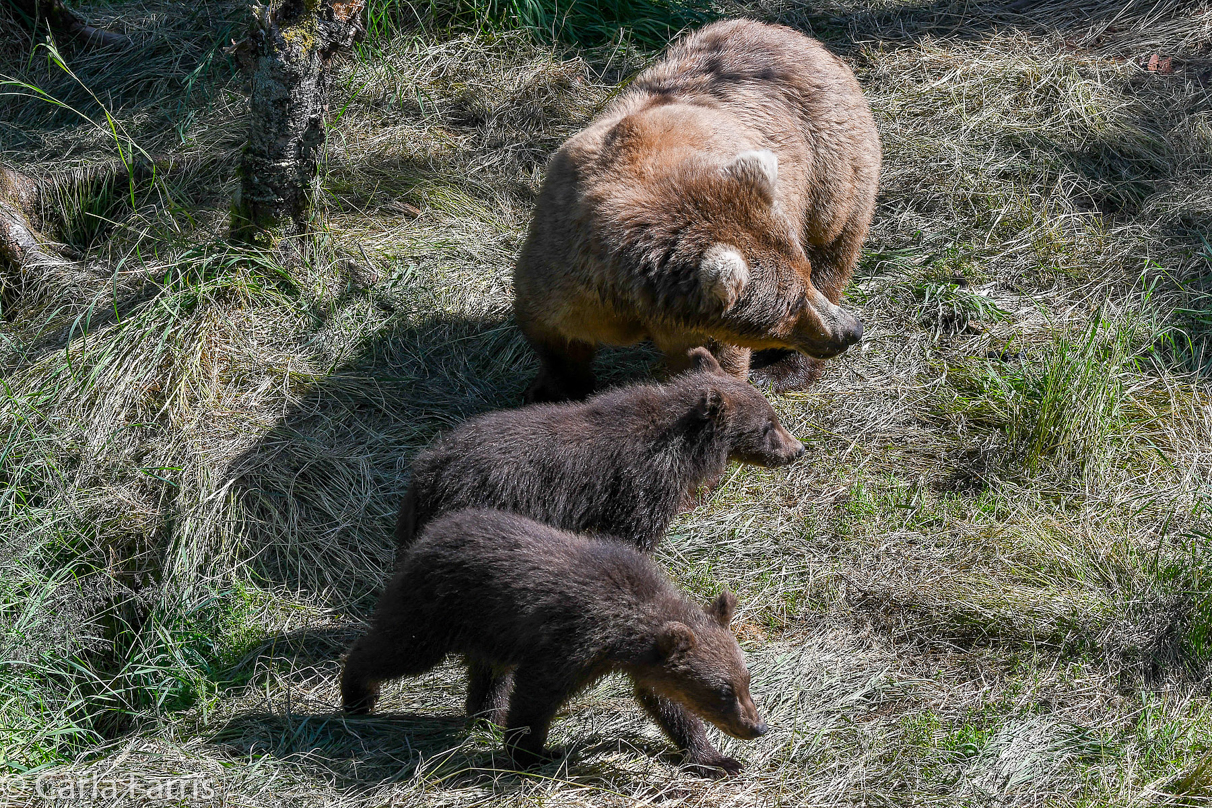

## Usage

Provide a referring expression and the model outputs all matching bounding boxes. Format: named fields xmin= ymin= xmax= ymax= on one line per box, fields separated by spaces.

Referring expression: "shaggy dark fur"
xmin=343 ymin=509 xmax=767 ymax=776
xmin=384 ymin=348 xmax=794 ymax=770
xmin=390 ymin=349 xmax=797 ymax=769
xmin=396 ymin=347 xmax=803 ymax=554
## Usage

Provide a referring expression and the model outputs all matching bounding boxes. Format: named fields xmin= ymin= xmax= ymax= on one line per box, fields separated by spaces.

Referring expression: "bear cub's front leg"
xmin=340 ymin=509 xmax=766 ymax=776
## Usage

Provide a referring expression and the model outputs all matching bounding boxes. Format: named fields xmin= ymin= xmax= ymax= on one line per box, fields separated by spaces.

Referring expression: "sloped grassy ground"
xmin=3 ymin=0 xmax=1212 ymax=804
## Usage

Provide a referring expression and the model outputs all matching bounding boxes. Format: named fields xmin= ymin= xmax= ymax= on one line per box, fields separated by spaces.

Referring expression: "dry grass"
xmin=2 ymin=0 xmax=1212 ymax=805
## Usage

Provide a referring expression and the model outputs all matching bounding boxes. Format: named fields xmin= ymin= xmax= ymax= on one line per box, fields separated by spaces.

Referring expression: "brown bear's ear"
xmin=688 ymin=346 xmax=724 ymax=375
xmin=723 ymin=150 xmax=778 ymax=203
xmin=706 ymin=590 xmax=737 ymax=627
xmin=693 ymin=388 xmax=727 ymax=423
xmin=657 ymin=621 xmax=697 ymax=657
xmin=699 ymin=244 xmax=749 ymax=309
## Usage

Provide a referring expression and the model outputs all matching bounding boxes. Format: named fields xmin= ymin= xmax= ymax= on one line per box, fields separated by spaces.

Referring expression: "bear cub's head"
xmin=639 ymin=590 xmax=767 ymax=741
xmin=683 ymin=348 xmax=804 ymax=468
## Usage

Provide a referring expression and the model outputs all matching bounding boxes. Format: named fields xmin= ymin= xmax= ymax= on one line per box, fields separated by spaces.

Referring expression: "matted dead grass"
xmin=2 ymin=0 xmax=1211 ymax=805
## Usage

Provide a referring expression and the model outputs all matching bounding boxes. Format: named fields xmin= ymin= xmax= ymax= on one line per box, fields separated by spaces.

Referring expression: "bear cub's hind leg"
xmin=465 ymin=658 xmax=515 ymax=727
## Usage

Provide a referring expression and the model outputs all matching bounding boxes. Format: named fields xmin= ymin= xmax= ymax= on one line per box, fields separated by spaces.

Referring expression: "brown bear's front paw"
xmin=523 ymin=376 xmax=583 ymax=405
xmin=748 ymin=350 xmax=824 ymax=392
xmin=684 ymin=752 xmax=742 ymax=778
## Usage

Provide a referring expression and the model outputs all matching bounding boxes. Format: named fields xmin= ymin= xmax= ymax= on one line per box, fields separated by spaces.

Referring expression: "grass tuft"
xmin=2 ymin=0 xmax=1211 ymax=803
xmin=1011 ymin=311 xmax=1137 ymax=477
xmin=366 ymin=0 xmax=715 ymax=47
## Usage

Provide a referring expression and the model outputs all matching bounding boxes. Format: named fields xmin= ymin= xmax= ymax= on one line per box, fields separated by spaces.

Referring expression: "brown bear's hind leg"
xmin=523 ymin=334 xmax=596 ymax=404
xmin=465 ymin=658 xmax=515 ymax=727
xmin=634 ymin=684 xmax=741 ymax=778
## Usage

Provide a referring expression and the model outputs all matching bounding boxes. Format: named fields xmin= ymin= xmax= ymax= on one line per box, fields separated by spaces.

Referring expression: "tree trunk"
xmin=230 ymin=0 xmax=366 ymax=248
xmin=1 ymin=166 xmax=70 ymax=310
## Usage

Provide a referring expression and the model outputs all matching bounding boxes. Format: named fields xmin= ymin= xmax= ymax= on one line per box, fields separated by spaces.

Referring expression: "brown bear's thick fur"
xmin=514 ymin=18 xmax=880 ymax=402
xmin=342 ymin=509 xmax=766 ymax=776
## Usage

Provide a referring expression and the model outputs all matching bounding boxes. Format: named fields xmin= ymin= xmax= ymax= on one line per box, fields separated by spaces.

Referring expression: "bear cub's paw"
xmin=684 ymin=751 xmax=743 ymax=778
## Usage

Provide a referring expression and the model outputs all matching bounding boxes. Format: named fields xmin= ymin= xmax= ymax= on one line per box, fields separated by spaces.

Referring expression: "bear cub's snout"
xmin=709 ymin=356 xmax=806 ymax=469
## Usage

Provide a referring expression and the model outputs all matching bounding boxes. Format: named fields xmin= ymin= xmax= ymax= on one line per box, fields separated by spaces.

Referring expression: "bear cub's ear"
xmin=657 ymin=622 xmax=698 ymax=657
xmin=706 ymin=590 xmax=737 ymax=627
xmin=688 ymin=347 xmax=724 ymax=375
xmin=693 ymin=388 xmax=727 ymax=424
xmin=723 ymin=149 xmax=778 ymax=202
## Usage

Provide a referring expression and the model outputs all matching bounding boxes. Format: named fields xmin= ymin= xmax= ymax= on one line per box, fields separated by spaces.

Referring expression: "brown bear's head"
xmin=655 ymin=149 xmax=864 ymax=359
xmin=638 ymin=590 xmax=767 ymax=741
xmin=684 ymin=348 xmax=804 ymax=468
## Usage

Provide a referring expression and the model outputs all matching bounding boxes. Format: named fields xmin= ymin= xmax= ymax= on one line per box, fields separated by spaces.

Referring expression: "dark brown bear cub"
xmin=393 ymin=347 xmax=798 ymax=763
xmin=396 ymin=347 xmax=803 ymax=554
xmin=342 ymin=509 xmax=766 ymax=776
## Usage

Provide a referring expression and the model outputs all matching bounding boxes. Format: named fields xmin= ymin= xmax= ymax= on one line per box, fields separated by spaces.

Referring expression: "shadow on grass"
xmin=207 ymin=709 xmax=470 ymax=783
xmin=226 ymin=310 xmax=528 ymax=607
xmin=207 ymin=704 xmax=681 ymax=792
xmin=2 ymin=0 xmax=245 ymax=149
xmin=226 ymin=306 xmax=661 ymax=607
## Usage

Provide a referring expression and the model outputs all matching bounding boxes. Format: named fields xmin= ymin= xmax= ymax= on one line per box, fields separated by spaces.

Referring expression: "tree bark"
xmin=230 ymin=0 xmax=366 ymax=247
xmin=10 ymin=0 xmax=133 ymax=49
xmin=1 ymin=166 xmax=67 ymax=308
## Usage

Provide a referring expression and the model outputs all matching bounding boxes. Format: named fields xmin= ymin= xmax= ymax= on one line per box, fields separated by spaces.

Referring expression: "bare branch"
xmin=10 ymin=0 xmax=133 ymax=50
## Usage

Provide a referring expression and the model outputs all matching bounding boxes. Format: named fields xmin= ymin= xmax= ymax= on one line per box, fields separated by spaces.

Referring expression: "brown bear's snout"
xmin=728 ymin=416 xmax=805 ymax=468
xmin=838 ymin=313 xmax=863 ymax=348
xmin=743 ymin=693 xmax=766 ymax=734
xmin=762 ymin=424 xmax=804 ymax=467
xmin=737 ymin=719 xmax=768 ymax=740
xmin=778 ymin=429 xmax=805 ymax=463
xmin=794 ymin=290 xmax=864 ymax=359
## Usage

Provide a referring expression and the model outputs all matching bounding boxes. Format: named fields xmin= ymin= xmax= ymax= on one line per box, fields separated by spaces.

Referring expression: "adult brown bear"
xmin=514 ymin=18 xmax=880 ymax=402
